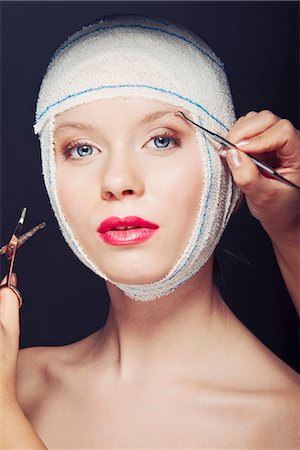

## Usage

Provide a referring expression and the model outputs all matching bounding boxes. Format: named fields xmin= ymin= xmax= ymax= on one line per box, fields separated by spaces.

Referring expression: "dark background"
xmin=1 ymin=1 xmax=299 ymax=370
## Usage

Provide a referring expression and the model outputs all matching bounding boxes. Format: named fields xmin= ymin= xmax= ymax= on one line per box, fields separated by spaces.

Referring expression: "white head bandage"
xmin=34 ymin=14 xmax=239 ymax=301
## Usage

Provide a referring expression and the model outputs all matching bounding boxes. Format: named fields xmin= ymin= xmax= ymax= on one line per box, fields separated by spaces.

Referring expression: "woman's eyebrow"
xmin=137 ymin=110 xmax=178 ymax=126
xmin=55 ymin=122 xmax=96 ymax=132
xmin=55 ymin=111 xmax=183 ymax=132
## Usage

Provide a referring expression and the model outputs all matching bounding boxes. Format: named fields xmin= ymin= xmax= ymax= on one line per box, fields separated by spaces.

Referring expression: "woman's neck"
xmin=93 ymin=258 xmax=232 ymax=381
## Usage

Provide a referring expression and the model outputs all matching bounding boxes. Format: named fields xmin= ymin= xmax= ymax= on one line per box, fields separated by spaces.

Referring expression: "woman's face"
xmin=54 ymin=98 xmax=203 ymax=284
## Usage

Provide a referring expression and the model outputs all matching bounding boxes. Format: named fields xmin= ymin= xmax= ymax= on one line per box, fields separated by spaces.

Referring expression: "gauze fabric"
xmin=34 ymin=14 xmax=240 ymax=301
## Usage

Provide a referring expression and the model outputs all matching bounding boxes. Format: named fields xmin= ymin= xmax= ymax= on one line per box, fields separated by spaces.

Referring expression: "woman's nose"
xmin=100 ymin=153 xmax=145 ymax=201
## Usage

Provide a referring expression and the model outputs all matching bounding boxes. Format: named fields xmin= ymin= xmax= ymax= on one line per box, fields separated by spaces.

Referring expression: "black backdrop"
xmin=1 ymin=1 xmax=299 ymax=371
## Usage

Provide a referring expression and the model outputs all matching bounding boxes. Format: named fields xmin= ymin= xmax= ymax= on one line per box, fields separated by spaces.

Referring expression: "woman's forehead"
xmin=54 ymin=97 xmax=187 ymax=131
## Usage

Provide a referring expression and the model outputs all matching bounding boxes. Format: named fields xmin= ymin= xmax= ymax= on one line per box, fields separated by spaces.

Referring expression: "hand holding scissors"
xmin=0 ymin=207 xmax=45 ymax=308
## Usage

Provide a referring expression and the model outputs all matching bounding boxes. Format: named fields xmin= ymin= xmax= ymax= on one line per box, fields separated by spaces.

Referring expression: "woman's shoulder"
xmin=188 ymin=321 xmax=299 ymax=446
xmin=233 ymin=359 xmax=299 ymax=447
xmin=222 ymin=322 xmax=299 ymax=444
xmin=16 ymin=336 xmax=88 ymax=415
xmin=225 ymin=317 xmax=300 ymax=395
xmin=16 ymin=345 xmax=60 ymax=412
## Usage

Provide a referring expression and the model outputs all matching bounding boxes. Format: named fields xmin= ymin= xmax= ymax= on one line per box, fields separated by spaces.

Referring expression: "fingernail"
xmin=236 ymin=140 xmax=250 ymax=148
xmin=227 ymin=148 xmax=242 ymax=168
xmin=219 ymin=149 xmax=227 ymax=157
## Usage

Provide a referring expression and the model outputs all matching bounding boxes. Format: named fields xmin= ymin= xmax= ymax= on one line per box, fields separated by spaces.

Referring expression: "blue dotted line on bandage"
xmin=50 ymin=24 xmax=223 ymax=70
xmin=124 ymin=124 xmax=214 ymax=295
xmin=35 ymin=84 xmax=229 ymax=132
xmin=41 ymin=81 xmax=223 ymax=296
xmin=158 ymin=122 xmax=214 ymax=284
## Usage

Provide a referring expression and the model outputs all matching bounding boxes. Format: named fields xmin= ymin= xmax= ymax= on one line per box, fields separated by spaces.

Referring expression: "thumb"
xmin=224 ymin=148 xmax=272 ymax=198
xmin=0 ymin=273 xmax=20 ymax=336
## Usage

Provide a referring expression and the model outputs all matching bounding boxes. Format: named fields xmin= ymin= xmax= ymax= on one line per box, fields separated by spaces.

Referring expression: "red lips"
xmin=97 ymin=216 xmax=159 ymax=246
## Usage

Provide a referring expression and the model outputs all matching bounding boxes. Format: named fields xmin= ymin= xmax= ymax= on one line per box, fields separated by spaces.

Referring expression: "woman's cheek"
xmin=56 ymin=168 xmax=88 ymax=223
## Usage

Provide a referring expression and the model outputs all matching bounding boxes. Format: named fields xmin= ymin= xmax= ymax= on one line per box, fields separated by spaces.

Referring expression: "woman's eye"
xmin=153 ymin=136 xmax=172 ymax=148
xmin=148 ymin=132 xmax=181 ymax=151
xmin=74 ymin=145 xmax=94 ymax=157
xmin=62 ymin=143 xmax=98 ymax=160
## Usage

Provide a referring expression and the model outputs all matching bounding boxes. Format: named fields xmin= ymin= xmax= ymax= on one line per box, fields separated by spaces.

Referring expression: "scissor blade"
xmin=12 ymin=207 xmax=27 ymax=239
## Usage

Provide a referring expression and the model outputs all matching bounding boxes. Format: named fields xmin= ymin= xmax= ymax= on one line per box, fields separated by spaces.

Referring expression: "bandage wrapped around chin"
xmin=34 ymin=14 xmax=240 ymax=301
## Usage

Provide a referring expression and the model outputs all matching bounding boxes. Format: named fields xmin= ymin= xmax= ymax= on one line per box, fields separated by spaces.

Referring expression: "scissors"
xmin=175 ymin=111 xmax=300 ymax=191
xmin=0 ymin=207 xmax=46 ymax=308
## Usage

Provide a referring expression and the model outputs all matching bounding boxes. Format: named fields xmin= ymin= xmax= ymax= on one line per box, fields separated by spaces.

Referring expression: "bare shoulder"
xmin=16 ymin=346 xmax=54 ymax=414
xmin=16 ymin=341 xmax=76 ymax=416
xmin=225 ymin=312 xmax=300 ymax=389
xmin=247 ymin=381 xmax=300 ymax=448
xmin=259 ymin=356 xmax=299 ymax=447
xmin=16 ymin=331 xmax=98 ymax=415
xmin=226 ymin=323 xmax=300 ymax=447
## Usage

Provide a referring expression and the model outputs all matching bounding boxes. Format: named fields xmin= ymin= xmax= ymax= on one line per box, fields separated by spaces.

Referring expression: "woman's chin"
xmin=99 ymin=266 xmax=169 ymax=285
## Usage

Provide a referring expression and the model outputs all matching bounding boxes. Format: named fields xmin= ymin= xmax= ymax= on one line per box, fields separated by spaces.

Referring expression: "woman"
xmin=1 ymin=14 xmax=299 ymax=448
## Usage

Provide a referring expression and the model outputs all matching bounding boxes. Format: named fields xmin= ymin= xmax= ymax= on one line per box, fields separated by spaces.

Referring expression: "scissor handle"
xmin=0 ymin=284 xmax=23 ymax=308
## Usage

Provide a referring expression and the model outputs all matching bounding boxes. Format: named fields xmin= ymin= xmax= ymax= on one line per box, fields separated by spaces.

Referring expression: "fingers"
xmin=236 ymin=120 xmax=299 ymax=167
xmin=227 ymin=110 xmax=280 ymax=144
xmin=224 ymin=148 xmax=279 ymax=203
xmin=241 ymin=111 xmax=257 ymax=120
xmin=226 ymin=111 xmax=300 ymax=182
xmin=0 ymin=274 xmax=20 ymax=399
xmin=0 ymin=273 xmax=20 ymax=336
xmin=225 ymin=110 xmax=300 ymax=236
